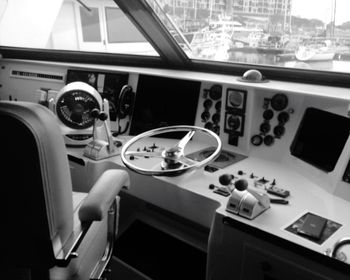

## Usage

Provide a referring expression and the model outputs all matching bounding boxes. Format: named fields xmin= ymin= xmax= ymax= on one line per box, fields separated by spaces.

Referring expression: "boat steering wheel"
xmin=121 ymin=125 xmax=222 ymax=176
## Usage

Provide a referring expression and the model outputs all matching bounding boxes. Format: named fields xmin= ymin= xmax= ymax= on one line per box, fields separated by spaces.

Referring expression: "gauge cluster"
xmin=251 ymin=93 xmax=293 ymax=147
xmin=198 ymin=83 xmax=223 ymax=136
xmin=224 ymin=88 xmax=247 ymax=146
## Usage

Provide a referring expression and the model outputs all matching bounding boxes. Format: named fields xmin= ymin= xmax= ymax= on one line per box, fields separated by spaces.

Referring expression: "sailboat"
xmin=295 ymin=40 xmax=335 ymax=61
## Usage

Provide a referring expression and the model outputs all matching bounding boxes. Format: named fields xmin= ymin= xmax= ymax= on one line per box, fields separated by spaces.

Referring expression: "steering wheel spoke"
xmin=174 ymin=129 xmax=196 ymax=151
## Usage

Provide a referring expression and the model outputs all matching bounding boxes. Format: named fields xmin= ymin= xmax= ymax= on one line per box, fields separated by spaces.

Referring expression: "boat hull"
xmin=295 ymin=49 xmax=335 ymax=61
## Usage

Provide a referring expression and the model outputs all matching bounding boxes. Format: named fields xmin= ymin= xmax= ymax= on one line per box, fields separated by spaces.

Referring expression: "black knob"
xmin=91 ymin=108 xmax=100 ymax=118
xmin=209 ymin=184 xmax=216 ymax=190
xmin=99 ymin=112 xmax=108 ymax=121
xmin=219 ymin=174 xmax=234 ymax=186
xmin=114 ymin=140 xmax=122 ymax=147
xmin=234 ymin=179 xmax=248 ymax=191
xmin=238 ymin=170 xmax=244 ymax=175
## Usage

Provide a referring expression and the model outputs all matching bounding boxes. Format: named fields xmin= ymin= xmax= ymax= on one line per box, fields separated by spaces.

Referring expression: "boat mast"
xmin=194 ymin=0 xmax=197 ymax=19
xmin=283 ymin=0 xmax=287 ymax=33
xmin=209 ymin=0 xmax=213 ymax=20
xmin=331 ymin=0 xmax=336 ymax=38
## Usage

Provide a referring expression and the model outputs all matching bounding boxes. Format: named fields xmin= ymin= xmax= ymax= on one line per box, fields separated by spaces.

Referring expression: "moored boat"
xmin=295 ymin=40 xmax=335 ymax=61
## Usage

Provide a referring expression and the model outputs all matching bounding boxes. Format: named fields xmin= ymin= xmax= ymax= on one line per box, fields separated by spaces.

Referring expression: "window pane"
xmin=0 ymin=0 xmax=158 ymax=56
xmin=147 ymin=0 xmax=350 ymax=73
xmin=80 ymin=7 xmax=101 ymax=42
xmin=106 ymin=7 xmax=147 ymax=43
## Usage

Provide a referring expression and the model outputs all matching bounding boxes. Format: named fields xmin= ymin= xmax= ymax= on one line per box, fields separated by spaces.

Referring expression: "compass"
xmin=56 ymin=89 xmax=99 ymax=129
xmin=55 ymin=81 xmax=103 ymax=146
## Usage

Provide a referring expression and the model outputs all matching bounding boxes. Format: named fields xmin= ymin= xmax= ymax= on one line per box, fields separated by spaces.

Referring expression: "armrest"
xmin=78 ymin=169 xmax=130 ymax=222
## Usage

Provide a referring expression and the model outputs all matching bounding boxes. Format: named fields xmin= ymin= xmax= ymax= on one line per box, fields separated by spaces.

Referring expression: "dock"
xmin=276 ymin=53 xmax=295 ymax=62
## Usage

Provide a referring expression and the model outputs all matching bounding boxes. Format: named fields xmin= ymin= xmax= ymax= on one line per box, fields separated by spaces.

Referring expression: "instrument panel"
xmin=0 ymin=60 xmax=349 ymax=200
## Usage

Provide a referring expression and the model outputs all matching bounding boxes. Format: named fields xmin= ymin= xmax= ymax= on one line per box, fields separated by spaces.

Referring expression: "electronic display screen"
xmin=290 ymin=107 xmax=350 ymax=172
xmin=130 ymin=75 xmax=201 ymax=138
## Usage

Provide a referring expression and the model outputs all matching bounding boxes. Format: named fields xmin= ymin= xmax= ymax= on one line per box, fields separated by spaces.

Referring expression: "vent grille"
xmin=10 ymin=69 xmax=65 ymax=82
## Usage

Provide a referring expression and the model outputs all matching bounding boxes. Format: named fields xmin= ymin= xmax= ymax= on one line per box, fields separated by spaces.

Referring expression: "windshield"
xmin=146 ymin=0 xmax=350 ymax=73
xmin=0 ymin=0 xmax=158 ymax=56
xmin=0 ymin=0 xmax=350 ymax=74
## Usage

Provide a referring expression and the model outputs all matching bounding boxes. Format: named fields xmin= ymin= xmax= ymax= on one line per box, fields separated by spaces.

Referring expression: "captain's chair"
xmin=0 ymin=101 xmax=130 ymax=280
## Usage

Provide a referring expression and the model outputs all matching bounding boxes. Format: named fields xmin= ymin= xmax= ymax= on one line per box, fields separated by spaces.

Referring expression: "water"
xmin=229 ymin=51 xmax=350 ymax=73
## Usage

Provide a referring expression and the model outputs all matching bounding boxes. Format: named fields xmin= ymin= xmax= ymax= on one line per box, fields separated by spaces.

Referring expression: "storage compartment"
xmin=113 ymin=220 xmax=207 ymax=280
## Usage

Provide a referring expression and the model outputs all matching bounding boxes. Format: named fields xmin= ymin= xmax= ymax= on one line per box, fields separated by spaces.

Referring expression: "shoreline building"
xmin=157 ymin=0 xmax=291 ymax=34
xmin=232 ymin=0 xmax=292 ymax=34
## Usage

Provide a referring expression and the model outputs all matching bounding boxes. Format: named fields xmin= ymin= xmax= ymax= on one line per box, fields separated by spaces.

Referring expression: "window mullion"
xmin=114 ymin=0 xmax=189 ymax=67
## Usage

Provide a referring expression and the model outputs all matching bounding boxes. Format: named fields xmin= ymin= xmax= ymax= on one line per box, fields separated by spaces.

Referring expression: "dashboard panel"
xmin=0 ymin=58 xmax=349 ymax=202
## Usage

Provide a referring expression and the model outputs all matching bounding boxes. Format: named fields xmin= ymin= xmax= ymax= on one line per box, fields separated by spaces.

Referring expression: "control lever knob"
xmin=234 ymin=179 xmax=248 ymax=191
xmin=98 ymin=112 xmax=108 ymax=121
xmin=219 ymin=174 xmax=234 ymax=186
xmin=91 ymin=108 xmax=100 ymax=118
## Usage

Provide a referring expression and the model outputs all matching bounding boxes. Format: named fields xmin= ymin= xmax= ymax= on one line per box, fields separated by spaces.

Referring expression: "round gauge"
xmin=212 ymin=113 xmax=220 ymax=124
xmin=260 ymin=122 xmax=271 ymax=134
xmin=251 ymin=134 xmax=263 ymax=146
xmin=203 ymin=99 xmax=213 ymax=109
xmin=229 ymin=91 xmax=243 ymax=107
xmin=215 ymin=101 xmax=222 ymax=111
xmin=55 ymin=82 xmax=102 ymax=130
xmin=205 ymin=122 xmax=214 ymax=130
xmin=227 ymin=115 xmax=241 ymax=130
xmin=274 ymin=125 xmax=285 ymax=138
xmin=209 ymin=84 xmax=222 ymax=100
xmin=271 ymin=93 xmax=288 ymax=111
xmin=264 ymin=135 xmax=275 ymax=146
xmin=263 ymin=109 xmax=274 ymax=120
xmin=201 ymin=111 xmax=210 ymax=122
xmin=278 ymin=111 xmax=290 ymax=123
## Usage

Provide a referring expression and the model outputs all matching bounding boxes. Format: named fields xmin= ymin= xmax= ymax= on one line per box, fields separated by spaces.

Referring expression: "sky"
xmin=291 ymin=0 xmax=350 ymax=25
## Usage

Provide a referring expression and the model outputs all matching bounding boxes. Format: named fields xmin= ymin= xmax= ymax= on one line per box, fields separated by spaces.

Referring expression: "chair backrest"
xmin=0 ymin=101 xmax=74 ymax=270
